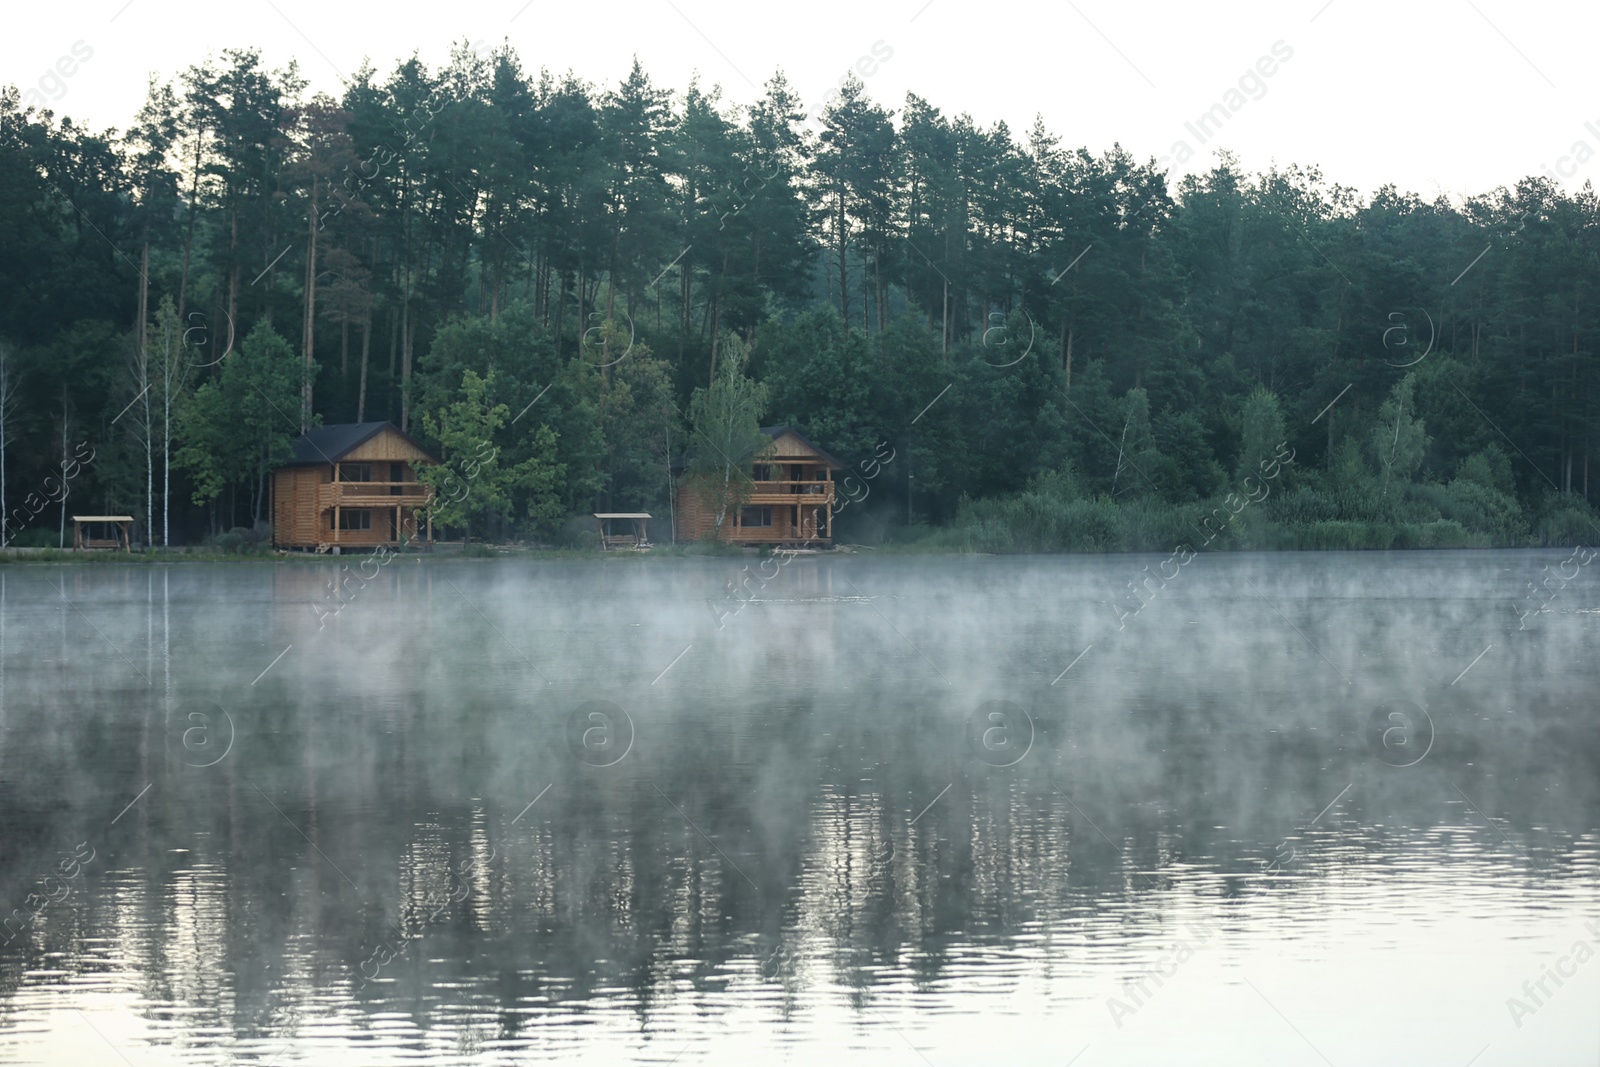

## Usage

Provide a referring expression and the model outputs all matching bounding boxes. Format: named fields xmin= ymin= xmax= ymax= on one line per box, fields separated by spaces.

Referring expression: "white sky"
xmin=6 ymin=0 xmax=1598 ymax=202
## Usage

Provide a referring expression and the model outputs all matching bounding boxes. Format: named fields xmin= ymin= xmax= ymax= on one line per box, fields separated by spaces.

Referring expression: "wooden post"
xmin=826 ymin=468 xmax=834 ymax=542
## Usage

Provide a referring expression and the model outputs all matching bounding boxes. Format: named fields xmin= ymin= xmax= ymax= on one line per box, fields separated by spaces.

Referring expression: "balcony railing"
xmin=747 ymin=479 xmax=834 ymax=501
xmin=318 ymin=481 xmax=434 ymax=509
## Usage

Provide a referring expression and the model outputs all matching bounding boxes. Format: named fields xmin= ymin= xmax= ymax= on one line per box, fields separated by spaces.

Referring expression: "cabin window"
xmin=339 ymin=464 xmax=373 ymax=482
xmin=740 ymin=506 xmax=772 ymax=528
xmin=751 ymin=464 xmax=773 ymax=482
xmin=337 ymin=509 xmax=372 ymax=531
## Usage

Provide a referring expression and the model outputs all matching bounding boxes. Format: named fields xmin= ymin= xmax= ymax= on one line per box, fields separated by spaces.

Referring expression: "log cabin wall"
xmin=272 ymin=466 xmax=327 ymax=548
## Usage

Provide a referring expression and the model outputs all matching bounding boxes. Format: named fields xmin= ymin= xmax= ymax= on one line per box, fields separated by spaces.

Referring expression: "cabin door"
xmin=390 ymin=463 xmax=404 ymax=494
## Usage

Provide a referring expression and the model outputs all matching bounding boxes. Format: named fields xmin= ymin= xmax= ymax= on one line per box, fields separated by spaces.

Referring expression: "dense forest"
xmin=2 ymin=41 xmax=1597 ymax=551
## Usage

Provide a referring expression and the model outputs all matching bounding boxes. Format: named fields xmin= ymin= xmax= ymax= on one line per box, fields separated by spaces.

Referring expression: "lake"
xmin=0 ymin=550 xmax=1596 ymax=1065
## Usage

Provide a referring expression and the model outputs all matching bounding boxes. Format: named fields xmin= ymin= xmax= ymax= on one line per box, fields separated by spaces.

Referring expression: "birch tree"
xmin=151 ymin=298 xmax=192 ymax=546
xmin=125 ymin=328 xmax=154 ymax=546
xmin=0 ymin=346 xmax=18 ymax=548
xmin=686 ymin=333 xmax=768 ymax=540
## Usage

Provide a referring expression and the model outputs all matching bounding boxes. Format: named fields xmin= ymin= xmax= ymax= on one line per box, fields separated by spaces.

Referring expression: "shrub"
xmin=1413 ymin=479 xmax=1526 ymax=545
xmin=1532 ymin=493 xmax=1599 ymax=547
xmin=1277 ymin=521 xmax=1394 ymax=551
xmin=5 ymin=526 xmax=62 ymax=548
xmin=1410 ymin=519 xmax=1474 ymax=548
xmin=556 ymin=513 xmax=603 ymax=550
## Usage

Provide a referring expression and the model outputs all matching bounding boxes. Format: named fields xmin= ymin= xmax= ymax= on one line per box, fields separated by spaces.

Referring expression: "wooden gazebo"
xmin=72 ymin=515 xmax=133 ymax=550
xmin=594 ymin=513 xmax=651 ymax=551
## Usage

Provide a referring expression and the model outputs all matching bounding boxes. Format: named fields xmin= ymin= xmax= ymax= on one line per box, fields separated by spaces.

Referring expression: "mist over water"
xmin=0 ymin=551 xmax=1596 ymax=1065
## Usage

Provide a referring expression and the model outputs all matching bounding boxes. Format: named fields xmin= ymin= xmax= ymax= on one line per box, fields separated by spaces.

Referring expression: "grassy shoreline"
xmin=0 ymin=535 xmax=1583 ymax=566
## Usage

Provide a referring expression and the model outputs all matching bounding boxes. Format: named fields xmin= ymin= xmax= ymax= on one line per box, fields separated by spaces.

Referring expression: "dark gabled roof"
xmin=672 ymin=424 xmax=845 ymax=472
xmin=285 ymin=421 xmax=438 ymax=466
xmin=759 ymin=425 xmax=845 ymax=469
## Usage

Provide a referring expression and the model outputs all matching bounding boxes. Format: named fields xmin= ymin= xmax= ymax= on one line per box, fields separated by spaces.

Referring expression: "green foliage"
xmin=1110 ymin=388 xmax=1161 ymax=500
xmin=592 ymin=326 xmax=678 ymax=514
xmin=1237 ymin=388 xmax=1287 ymax=484
xmin=1457 ymin=445 xmax=1515 ymax=496
xmin=6 ymin=46 xmax=1600 ymax=548
xmin=1413 ymin=478 xmax=1527 ymax=544
xmin=1531 ymin=493 xmax=1600 ymax=547
xmin=418 ymin=303 xmax=604 ymax=516
xmin=685 ymin=334 xmax=768 ymax=539
xmin=1155 ymin=407 xmax=1225 ymax=503
xmin=1370 ymin=377 xmax=1428 ymax=517
xmin=175 ymin=321 xmax=303 ymax=522
xmin=205 ymin=523 xmax=273 ymax=554
xmin=417 ymin=367 xmax=563 ymax=541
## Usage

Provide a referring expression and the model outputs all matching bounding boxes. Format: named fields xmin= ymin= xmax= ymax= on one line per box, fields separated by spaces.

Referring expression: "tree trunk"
xmin=137 ymin=242 xmax=149 ymax=371
xmin=941 ymin=275 xmax=949 ymax=355
xmin=707 ymin=288 xmax=724 ymax=389
xmin=606 ymin=222 xmax=620 ymax=321
xmin=177 ymin=124 xmax=203 ymax=324
xmin=227 ymin=208 xmax=239 ymax=343
xmin=400 ymin=292 xmax=412 ymax=432
xmin=143 ymin=386 xmax=152 ymax=550
xmin=162 ymin=376 xmax=172 ymax=547
xmin=357 ymin=307 xmax=371 ymax=423
xmin=552 ymin=270 xmax=567 ymax=361
xmin=388 ymin=302 xmax=398 ymax=380
xmin=0 ymin=357 xmax=9 ymax=548
xmin=57 ymin=389 xmax=69 ymax=549
xmin=875 ymin=249 xmax=885 ymax=335
xmin=1062 ymin=322 xmax=1073 ymax=397
xmin=301 ymin=175 xmax=318 ymax=432
xmin=680 ymin=253 xmax=691 ymax=361
xmin=835 ymin=187 xmax=849 ymax=326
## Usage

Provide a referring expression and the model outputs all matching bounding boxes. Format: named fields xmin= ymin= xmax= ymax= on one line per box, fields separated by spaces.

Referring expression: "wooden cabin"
xmin=270 ymin=422 xmax=438 ymax=551
xmin=674 ymin=426 xmax=841 ymax=546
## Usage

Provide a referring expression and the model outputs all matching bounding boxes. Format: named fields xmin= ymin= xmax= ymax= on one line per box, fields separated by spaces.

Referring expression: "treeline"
xmin=0 ymin=42 xmax=1596 ymax=549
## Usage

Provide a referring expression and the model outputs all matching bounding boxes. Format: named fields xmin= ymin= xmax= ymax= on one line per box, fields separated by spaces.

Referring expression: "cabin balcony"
xmin=317 ymin=481 xmax=434 ymax=509
xmin=745 ymin=480 xmax=834 ymax=505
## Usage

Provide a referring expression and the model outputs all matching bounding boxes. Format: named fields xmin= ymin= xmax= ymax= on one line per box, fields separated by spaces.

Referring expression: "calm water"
xmin=0 ymin=551 xmax=1596 ymax=1066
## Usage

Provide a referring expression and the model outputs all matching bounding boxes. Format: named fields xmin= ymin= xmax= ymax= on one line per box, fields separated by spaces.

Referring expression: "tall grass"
xmin=920 ymin=468 xmax=1575 ymax=554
